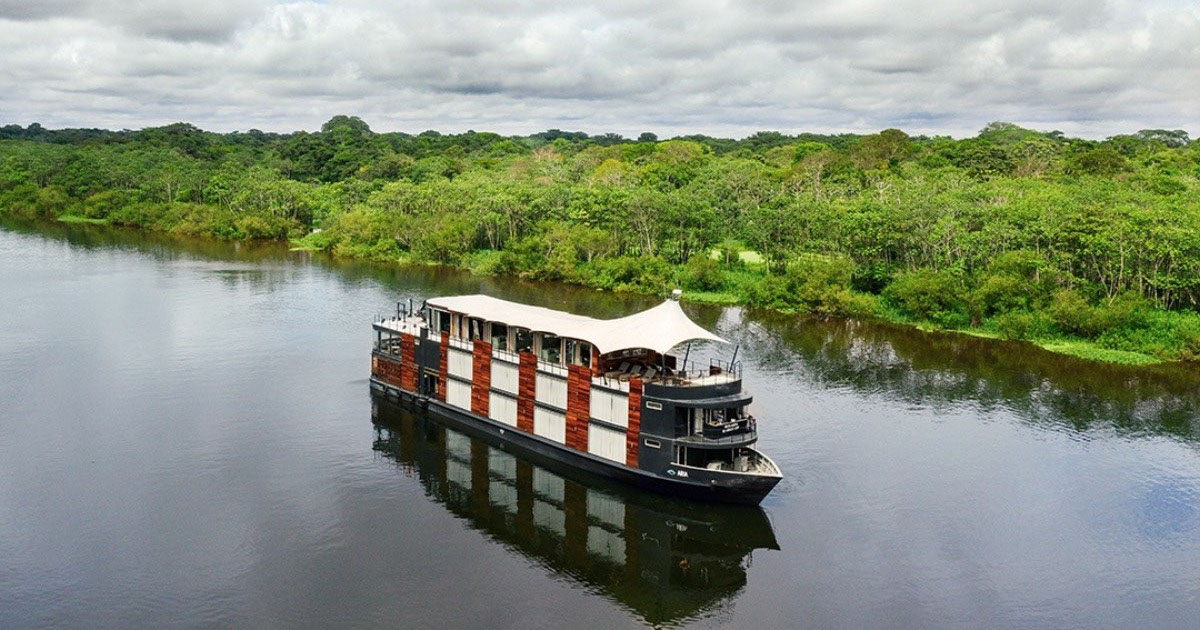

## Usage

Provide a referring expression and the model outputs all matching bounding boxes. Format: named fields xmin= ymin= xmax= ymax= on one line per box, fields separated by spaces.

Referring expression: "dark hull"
xmin=370 ymin=378 xmax=779 ymax=505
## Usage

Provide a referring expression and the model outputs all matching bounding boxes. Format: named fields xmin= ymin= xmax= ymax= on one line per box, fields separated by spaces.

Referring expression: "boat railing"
xmin=677 ymin=427 xmax=757 ymax=446
xmin=491 ymin=347 xmax=520 ymax=364
xmin=536 ymin=358 xmax=568 ymax=377
xmin=703 ymin=415 xmax=755 ymax=438
xmin=376 ymin=336 xmax=404 ymax=356
xmin=633 ymin=357 xmax=741 ymax=387
xmin=590 ymin=373 xmax=631 ymax=392
xmin=446 ymin=336 xmax=473 ymax=352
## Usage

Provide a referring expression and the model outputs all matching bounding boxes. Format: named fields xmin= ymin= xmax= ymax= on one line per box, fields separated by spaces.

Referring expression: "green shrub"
xmin=742 ymin=254 xmax=864 ymax=316
xmin=108 ymin=201 xmax=169 ymax=228
xmin=715 ymin=239 xmax=745 ymax=268
xmin=850 ymin=261 xmax=890 ymax=294
xmin=990 ymin=310 xmax=1045 ymax=340
xmin=882 ymin=269 xmax=968 ymax=327
xmin=973 ymin=272 xmax=1029 ymax=316
xmin=742 ymin=273 xmax=791 ymax=310
xmin=410 ymin=213 xmax=476 ymax=264
xmin=81 ymin=190 xmax=127 ymax=219
xmin=682 ymin=255 xmax=724 ymax=291
xmin=587 ymin=256 xmax=672 ymax=293
xmin=1049 ymin=289 xmax=1148 ymax=338
xmin=34 ymin=186 xmax=71 ymax=218
xmin=234 ymin=215 xmax=276 ymax=239
xmin=324 ymin=207 xmax=405 ymax=261
xmin=971 ymin=250 xmax=1061 ymax=317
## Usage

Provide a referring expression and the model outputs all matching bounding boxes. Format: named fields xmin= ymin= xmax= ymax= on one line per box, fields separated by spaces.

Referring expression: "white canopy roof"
xmin=426 ymin=294 xmax=726 ymax=355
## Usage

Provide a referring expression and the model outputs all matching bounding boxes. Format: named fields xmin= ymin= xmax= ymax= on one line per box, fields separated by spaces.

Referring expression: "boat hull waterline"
xmin=369 ymin=377 xmax=780 ymax=505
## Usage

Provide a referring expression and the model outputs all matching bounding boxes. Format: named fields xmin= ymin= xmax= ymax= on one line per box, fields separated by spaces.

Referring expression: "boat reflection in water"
xmin=371 ymin=395 xmax=780 ymax=626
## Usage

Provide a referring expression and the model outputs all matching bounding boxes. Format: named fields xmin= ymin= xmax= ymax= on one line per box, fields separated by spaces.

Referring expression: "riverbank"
xmin=287 ymin=225 xmax=1191 ymax=367
xmin=3 ymin=210 xmax=1195 ymax=368
xmin=4 ymin=213 xmax=1195 ymax=364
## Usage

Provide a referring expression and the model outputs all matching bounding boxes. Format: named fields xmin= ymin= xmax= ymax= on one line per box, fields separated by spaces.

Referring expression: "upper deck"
xmin=374 ymin=294 xmax=741 ymax=390
xmin=375 ymin=314 xmax=742 ymax=390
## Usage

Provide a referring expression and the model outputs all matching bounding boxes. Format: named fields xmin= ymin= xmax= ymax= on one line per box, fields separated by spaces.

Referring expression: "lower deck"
xmin=370 ymin=322 xmax=781 ymax=503
xmin=369 ymin=375 xmax=781 ymax=505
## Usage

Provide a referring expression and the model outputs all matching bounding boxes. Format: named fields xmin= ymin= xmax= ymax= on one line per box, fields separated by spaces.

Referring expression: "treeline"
xmin=2 ymin=117 xmax=1199 ymax=362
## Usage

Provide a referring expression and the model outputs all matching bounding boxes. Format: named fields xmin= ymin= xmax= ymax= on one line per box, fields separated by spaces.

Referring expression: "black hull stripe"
xmin=370 ymin=378 xmax=778 ymax=505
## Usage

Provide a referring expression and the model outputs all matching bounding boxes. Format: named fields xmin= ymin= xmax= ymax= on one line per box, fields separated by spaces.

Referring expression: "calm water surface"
xmin=2 ymin=221 xmax=1199 ymax=629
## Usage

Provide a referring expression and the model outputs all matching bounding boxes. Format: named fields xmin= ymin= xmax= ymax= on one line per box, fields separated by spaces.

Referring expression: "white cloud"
xmin=0 ymin=0 xmax=1195 ymax=138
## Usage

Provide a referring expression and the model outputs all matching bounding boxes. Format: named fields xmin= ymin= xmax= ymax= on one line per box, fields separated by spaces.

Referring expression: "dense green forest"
xmin=2 ymin=117 xmax=1199 ymax=364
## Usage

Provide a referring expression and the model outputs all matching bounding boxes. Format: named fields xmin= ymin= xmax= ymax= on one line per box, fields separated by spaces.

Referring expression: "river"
xmin=2 ymin=220 xmax=1199 ymax=629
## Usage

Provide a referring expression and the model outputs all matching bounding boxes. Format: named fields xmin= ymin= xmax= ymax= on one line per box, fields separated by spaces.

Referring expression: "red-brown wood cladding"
xmin=566 ymin=364 xmax=591 ymax=452
xmin=438 ymin=332 xmax=449 ymax=402
xmin=626 ymin=378 xmax=643 ymax=467
xmin=400 ymin=333 xmax=417 ymax=391
xmin=471 ymin=340 xmax=491 ymax=416
xmin=372 ymin=354 xmax=404 ymax=389
xmin=516 ymin=352 xmax=536 ymax=433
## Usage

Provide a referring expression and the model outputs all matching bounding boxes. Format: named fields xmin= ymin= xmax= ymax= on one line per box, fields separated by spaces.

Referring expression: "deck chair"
xmin=642 ymin=367 xmax=658 ymax=382
xmin=605 ymin=361 xmax=630 ymax=379
xmin=621 ymin=365 xmax=643 ymax=382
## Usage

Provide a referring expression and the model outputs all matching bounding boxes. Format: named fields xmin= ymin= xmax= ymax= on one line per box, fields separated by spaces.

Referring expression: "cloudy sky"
xmin=0 ymin=0 xmax=1196 ymax=138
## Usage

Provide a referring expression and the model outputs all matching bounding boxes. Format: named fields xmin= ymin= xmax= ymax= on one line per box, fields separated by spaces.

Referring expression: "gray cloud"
xmin=0 ymin=0 xmax=1195 ymax=138
xmin=0 ymin=0 xmax=270 ymax=42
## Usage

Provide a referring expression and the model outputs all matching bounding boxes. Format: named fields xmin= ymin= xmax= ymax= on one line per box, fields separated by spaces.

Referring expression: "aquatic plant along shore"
xmin=2 ymin=120 xmax=1198 ymax=364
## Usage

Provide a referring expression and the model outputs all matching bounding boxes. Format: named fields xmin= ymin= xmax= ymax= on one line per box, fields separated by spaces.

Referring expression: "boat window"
xmin=514 ymin=327 xmax=533 ymax=353
xmin=643 ymin=438 xmax=661 ymax=449
xmin=431 ymin=309 xmax=450 ymax=335
xmin=451 ymin=313 xmax=465 ymax=339
xmin=491 ymin=323 xmax=508 ymax=351
xmin=469 ymin=317 xmax=485 ymax=341
xmin=540 ymin=334 xmax=561 ymax=364
xmin=566 ymin=340 xmax=595 ymax=364
xmin=565 ymin=339 xmax=590 ymax=367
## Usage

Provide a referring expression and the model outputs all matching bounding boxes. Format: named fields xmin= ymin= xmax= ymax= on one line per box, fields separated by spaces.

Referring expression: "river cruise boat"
xmin=369 ymin=294 xmax=782 ymax=504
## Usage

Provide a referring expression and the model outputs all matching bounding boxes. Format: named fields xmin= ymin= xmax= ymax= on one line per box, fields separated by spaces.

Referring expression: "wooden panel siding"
xmin=438 ymin=332 xmax=449 ymax=402
xmin=566 ymin=364 xmax=591 ymax=452
xmin=400 ymin=333 xmax=417 ymax=391
xmin=517 ymin=352 xmax=536 ymax=433
xmin=372 ymin=354 xmax=404 ymax=389
xmin=471 ymin=340 xmax=491 ymax=417
xmin=626 ymin=379 xmax=642 ymax=468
